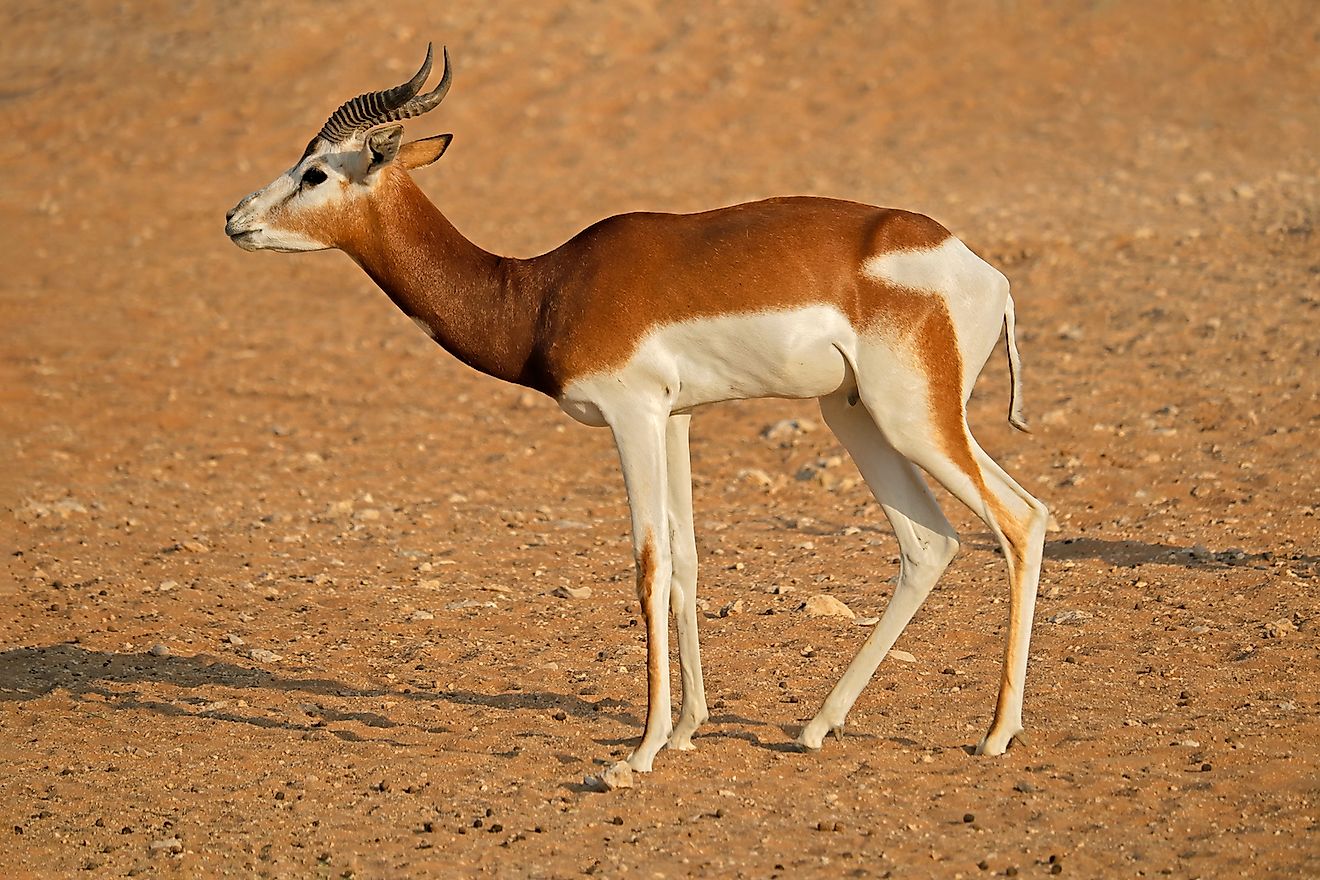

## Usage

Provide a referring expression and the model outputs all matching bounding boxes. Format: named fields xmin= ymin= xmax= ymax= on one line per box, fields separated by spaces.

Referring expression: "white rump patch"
xmin=860 ymin=237 xmax=970 ymax=293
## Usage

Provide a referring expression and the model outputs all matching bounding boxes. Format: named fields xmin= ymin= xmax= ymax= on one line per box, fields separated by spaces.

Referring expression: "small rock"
xmin=889 ymin=649 xmax=917 ymax=663
xmin=223 ymin=633 xmax=245 ymax=646
xmin=1014 ymin=780 xmax=1038 ymax=794
xmin=719 ymin=599 xmax=744 ymax=617
xmin=760 ymin=418 xmax=818 ymax=441
xmin=1046 ymin=609 xmax=1094 ymax=625
xmin=802 ymin=595 xmax=855 ymax=620
xmin=147 ymin=644 xmax=171 ymax=658
xmin=149 ymin=838 xmax=182 ymax=854
xmin=1046 ymin=514 xmax=1062 ymax=533
xmin=444 ymin=598 xmax=493 ymax=611
xmin=409 ymin=610 xmax=435 ymax=622
xmin=855 ymin=616 xmax=880 ymax=626
xmin=737 ymin=468 xmax=776 ymax=490
xmin=180 ymin=540 xmax=209 ymax=554
xmin=595 ymin=761 xmax=634 ymax=791
xmin=552 ymin=585 xmax=592 ymax=600
xmin=1263 ymin=618 xmax=1296 ymax=638
xmin=248 ymin=648 xmax=281 ymax=663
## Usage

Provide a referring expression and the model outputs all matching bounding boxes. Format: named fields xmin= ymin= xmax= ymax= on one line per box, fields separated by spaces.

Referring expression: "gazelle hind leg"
xmin=857 ymin=372 xmax=1047 ymax=756
xmin=665 ymin=414 xmax=709 ymax=750
xmin=968 ymin=443 xmax=1048 ymax=755
xmin=798 ymin=393 xmax=960 ymax=750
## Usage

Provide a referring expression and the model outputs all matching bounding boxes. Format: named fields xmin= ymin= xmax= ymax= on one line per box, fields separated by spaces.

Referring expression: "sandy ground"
xmin=2 ymin=0 xmax=1318 ymax=877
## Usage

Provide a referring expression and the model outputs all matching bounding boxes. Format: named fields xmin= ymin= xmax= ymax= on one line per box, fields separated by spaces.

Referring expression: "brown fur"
xmin=635 ymin=531 xmax=666 ymax=729
xmin=312 ymin=169 xmax=953 ymax=397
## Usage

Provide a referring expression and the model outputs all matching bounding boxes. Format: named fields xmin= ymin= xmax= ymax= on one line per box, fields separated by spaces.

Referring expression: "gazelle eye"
xmin=301 ymin=167 xmax=327 ymax=187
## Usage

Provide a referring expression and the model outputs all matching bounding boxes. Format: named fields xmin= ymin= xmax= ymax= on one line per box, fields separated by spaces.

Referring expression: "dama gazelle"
xmin=226 ymin=45 xmax=1049 ymax=772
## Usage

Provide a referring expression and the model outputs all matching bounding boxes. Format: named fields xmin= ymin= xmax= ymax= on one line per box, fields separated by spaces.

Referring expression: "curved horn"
xmin=316 ymin=44 xmax=444 ymax=145
xmin=384 ymin=46 xmax=452 ymax=123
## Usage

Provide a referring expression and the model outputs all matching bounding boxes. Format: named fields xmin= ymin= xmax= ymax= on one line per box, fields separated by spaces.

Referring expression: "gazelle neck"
xmin=340 ymin=168 xmax=548 ymax=390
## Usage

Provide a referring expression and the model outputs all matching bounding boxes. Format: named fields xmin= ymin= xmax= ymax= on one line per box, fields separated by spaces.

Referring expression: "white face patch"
xmin=226 ymin=141 xmax=370 ymax=253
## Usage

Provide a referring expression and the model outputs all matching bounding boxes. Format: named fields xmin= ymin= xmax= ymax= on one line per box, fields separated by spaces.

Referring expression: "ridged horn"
xmin=316 ymin=44 xmax=451 ymax=145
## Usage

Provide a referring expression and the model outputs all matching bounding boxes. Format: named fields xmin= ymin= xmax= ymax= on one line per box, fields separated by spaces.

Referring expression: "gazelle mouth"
xmin=227 ymin=228 xmax=263 ymax=250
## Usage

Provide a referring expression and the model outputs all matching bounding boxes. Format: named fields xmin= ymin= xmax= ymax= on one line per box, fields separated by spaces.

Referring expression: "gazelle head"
xmin=226 ymin=44 xmax=454 ymax=254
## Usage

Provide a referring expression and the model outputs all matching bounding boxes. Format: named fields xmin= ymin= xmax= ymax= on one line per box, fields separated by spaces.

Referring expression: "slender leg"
xmin=857 ymin=375 xmax=1047 ymax=757
xmin=608 ymin=410 xmax=675 ymax=772
xmin=798 ymin=393 xmax=960 ymax=749
xmin=968 ymin=443 xmax=1048 ymax=755
xmin=665 ymin=414 xmax=708 ymax=750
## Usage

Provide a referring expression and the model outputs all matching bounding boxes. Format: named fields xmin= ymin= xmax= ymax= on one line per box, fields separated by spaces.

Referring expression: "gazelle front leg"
xmin=608 ymin=408 xmax=675 ymax=772
xmin=665 ymin=414 xmax=708 ymax=750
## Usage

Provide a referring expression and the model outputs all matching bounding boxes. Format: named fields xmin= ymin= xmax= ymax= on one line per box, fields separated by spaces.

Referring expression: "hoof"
xmin=975 ymin=725 xmax=1025 ymax=756
xmin=796 ymin=719 xmax=842 ymax=752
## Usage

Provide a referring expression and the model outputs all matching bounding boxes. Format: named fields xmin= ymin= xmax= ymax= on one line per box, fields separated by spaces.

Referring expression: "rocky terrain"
xmin=1 ymin=1 xmax=1317 ymax=876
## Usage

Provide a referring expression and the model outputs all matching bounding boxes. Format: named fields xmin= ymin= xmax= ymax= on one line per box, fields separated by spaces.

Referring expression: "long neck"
xmin=340 ymin=169 xmax=547 ymax=389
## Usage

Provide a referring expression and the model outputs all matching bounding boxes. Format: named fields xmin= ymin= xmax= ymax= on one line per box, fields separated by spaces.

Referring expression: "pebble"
xmin=248 ymin=648 xmax=281 ymax=663
xmin=760 ymin=418 xmax=818 ymax=441
xmin=223 ymin=633 xmax=245 ymax=646
xmin=1046 ymin=609 xmax=1094 ymax=625
xmin=147 ymin=644 xmax=171 ymax=658
xmin=552 ymin=585 xmax=592 ymax=600
xmin=1262 ymin=618 xmax=1296 ymax=638
xmin=588 ymin=761 xmax=633 ymax=791
xmin=1014 ymin=780 xmax=1038 ymax=793
xmin=149 ymin=838 xmax=182 ymax=854
xmin=719 ymin=599 xmax=744 ymax=617
xmin=802 ymin=595 xmax=855 ymax=620
xmin=409 ymin=609 xmax=435 ymax=621
xmin=737 ymin=468 xmax=776 ymax=490
xmin=889 ymin=650 xmax=917 ymax=663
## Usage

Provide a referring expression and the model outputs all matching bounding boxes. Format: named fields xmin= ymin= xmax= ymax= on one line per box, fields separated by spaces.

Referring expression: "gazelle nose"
xmin=226 ymin=206 xmax=237 ymax=222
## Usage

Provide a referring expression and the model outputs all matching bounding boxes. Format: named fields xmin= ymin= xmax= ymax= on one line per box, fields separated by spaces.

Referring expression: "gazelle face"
xmin=225 ymin=139 xmax=372 ymax=254
xmin=226 ymin=43 xmax=454 ymax=256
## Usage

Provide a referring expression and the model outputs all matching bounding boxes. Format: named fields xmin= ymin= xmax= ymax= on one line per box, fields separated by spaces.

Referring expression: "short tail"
xmin=1004 ymin=294 xmax=1031 ymax=433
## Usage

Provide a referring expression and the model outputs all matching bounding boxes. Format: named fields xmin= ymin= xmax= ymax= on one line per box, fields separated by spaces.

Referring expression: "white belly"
xmin=559 ymin=305 xmax=856 ymax=426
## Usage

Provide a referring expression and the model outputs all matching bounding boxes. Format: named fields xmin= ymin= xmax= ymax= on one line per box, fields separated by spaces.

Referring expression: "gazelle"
xmin=226 ymin=45 xmax=1049 ymax=772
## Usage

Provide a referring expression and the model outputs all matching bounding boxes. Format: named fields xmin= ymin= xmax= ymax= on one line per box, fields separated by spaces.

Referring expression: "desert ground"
xmin=2 ymin=1 xmax=1317 ymax=877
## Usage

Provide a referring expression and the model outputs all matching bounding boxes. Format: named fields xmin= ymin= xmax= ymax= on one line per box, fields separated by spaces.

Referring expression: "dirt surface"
xmin=2 ymin=1 xmax=1318 ymax=877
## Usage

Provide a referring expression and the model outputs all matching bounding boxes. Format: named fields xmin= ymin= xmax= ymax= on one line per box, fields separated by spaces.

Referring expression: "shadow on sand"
xmin=0 ymin=643 xmax=640 ymax=743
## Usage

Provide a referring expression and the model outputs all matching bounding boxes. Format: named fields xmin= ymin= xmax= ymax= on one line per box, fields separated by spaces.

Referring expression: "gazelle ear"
xmin=364 ymin=124 xmax=406 ymax=171
xmin=398 ymin=133 xmax=453 ymax=170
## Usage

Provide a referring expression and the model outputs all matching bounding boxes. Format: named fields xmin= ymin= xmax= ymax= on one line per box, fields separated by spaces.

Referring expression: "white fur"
xmin=861 ymin=237 xmax=1011 ymax=392
xmin=559 ymin=306 xmax=856 ymax=426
